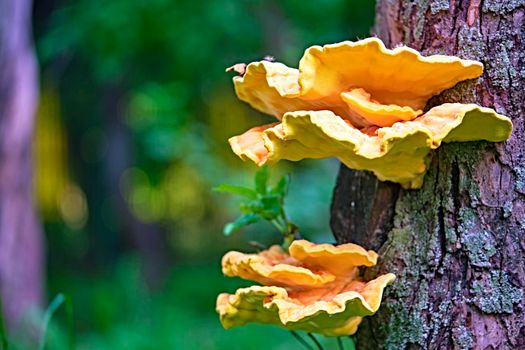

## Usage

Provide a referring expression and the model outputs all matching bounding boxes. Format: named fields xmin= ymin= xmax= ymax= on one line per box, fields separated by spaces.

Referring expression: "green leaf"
xmin=238 ymin=196 xmax=281 ymax=220
xmin=270 ymin=175 xmax=289 ymax=196
xmin=239 ymin=201 xmax=263 ymax=214
xmin=254 ymin=166 xmax=269 ymax=194
xmin=224 ymin=213 xmax=260 ymax=235
xmin=260 ymin=196 xmax=281 ymax=219
xmin=213 ymin=184 xmax=258 ymax=200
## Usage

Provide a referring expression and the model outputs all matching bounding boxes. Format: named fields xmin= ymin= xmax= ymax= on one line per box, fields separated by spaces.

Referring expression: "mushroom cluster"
xmin=216 ymin=240 xmax=395 ymax=336
xmin=228 ymin=38 xmax=513 ymax=188
xmin=215 ymin=37 xmax=513 ymax=339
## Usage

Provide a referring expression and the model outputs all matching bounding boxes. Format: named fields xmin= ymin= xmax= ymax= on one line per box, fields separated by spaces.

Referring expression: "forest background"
xmin=21 ymin=1 xmax=375 ymax=349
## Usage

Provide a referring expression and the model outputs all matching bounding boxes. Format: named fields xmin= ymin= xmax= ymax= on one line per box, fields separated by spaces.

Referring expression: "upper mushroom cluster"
xmin=228 ymin=38 xmax=513 ymax=188
xmin=216 ymin=240 xmax=395 ymax=336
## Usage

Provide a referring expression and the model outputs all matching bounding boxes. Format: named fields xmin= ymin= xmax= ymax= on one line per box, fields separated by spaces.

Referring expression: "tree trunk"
xmin=0 ymin=0 xmax=44 ymax=331
xmin=102 ymin=83 xmax=170 ymax=290
xmin=330 ymin=1 xmax=524 ymax=349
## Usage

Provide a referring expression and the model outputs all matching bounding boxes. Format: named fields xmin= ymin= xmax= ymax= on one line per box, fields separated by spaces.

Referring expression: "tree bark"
xmin=0 ymin=0 xmax=44 ymax=331
xmin=330 ymin=1 xmax=525 ymax=349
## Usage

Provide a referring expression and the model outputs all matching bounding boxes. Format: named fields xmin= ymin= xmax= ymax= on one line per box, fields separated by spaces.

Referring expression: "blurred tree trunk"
xmin=331 ymin=1 xmax=524 ymax=349
xmin=0 ymin=0 xmax=44 ymax=331
xmin=102 ymin=84 xmax=170 ymax=290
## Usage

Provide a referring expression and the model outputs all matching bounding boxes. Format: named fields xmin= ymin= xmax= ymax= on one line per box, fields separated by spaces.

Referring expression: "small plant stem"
xmin=270 ymin=217 xmax=299 ymax=250
xmin=290 ymin=331 xmax=314 ymax=350
xmin=282 ymin=234 xmax=295 ymax=250
xmin=337 ymin=336 xmax=344 ymax=350
xmin=307 ymin=333 xmax=324 ymax=350
xmin=248 ymin=241 xmax=267 ymax=251
xmin=270 ymin=219 xmax=286 ymax=235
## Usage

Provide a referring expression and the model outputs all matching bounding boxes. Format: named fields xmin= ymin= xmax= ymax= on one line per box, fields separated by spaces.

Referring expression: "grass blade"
xmin=290 ymin=331 xmax=313 ymax=350
xmin=38 ymin=294 xmax=74 ymax=350
xmin=337 ymin=336 xmax=344 ymax=350
xmin=63 ymin=294 xmax=74 ymax=350
xmin=307 ymin=333 xmax=324 ymax=350
xmin=347 ymin=336 xmax=356 ymax=350
xmin=0 ymin=295 xmax=8 ymax=350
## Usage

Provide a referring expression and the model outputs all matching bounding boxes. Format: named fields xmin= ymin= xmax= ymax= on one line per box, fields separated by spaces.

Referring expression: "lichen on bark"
xmin=470 ymin=270 xmax=523 ymax=314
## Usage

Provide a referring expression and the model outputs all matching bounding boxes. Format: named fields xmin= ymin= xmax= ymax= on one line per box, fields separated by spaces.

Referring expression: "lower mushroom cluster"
xmin=216 ymin=240 xmax=395 ymax=336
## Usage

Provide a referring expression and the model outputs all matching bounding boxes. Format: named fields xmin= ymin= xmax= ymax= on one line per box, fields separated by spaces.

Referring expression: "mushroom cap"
xmin=298 ymin=37 xmax=483 ymax=109
xmin=216 ymin=273 xmax=396 ymax=336
xmin=222 ymin=245 xmax=337 ymax=288
xmin=228 ymin=122 xmax=277 ymax=166
xmin=340 ymin=88 xmax=422 ymax=127
xmin=233 ymin=38 xmax=483 ymax=127
xmin=229 ymin=104 xmax=512 ymax=189
xmin=288 ymin=239 xmax=378 ymax=276
xmin=222 ymin=241 xmax=378 ymax=287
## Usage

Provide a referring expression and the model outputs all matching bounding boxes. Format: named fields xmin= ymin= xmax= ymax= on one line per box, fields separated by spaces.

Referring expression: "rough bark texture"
xmin=330 ymin=1 xmax=525 ymax=349
xmin=0 ymin=0 xmax=43 ymax=330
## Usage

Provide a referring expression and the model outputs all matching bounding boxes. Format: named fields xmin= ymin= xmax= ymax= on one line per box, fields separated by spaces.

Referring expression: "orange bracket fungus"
xmin=216 ymin=240 xmax=395 ymax=336
xmin=227 ymin=37 xmax=513 ymax=189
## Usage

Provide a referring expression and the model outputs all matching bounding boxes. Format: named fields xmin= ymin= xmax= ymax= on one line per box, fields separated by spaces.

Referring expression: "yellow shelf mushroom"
xmin=230 ymin=104 xmax=512 ymax=189
xmin=216 ymin=240 xmax=395 ymax=336
xmin=228 ymin=38 xmax=513 ymax=189
xmin=233 ymin=37 xmax=483 ymax=127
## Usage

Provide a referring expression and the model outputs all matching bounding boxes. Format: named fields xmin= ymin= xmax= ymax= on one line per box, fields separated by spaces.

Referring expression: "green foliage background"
xmin=30 ymin=0 xmax=375 ymax=349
